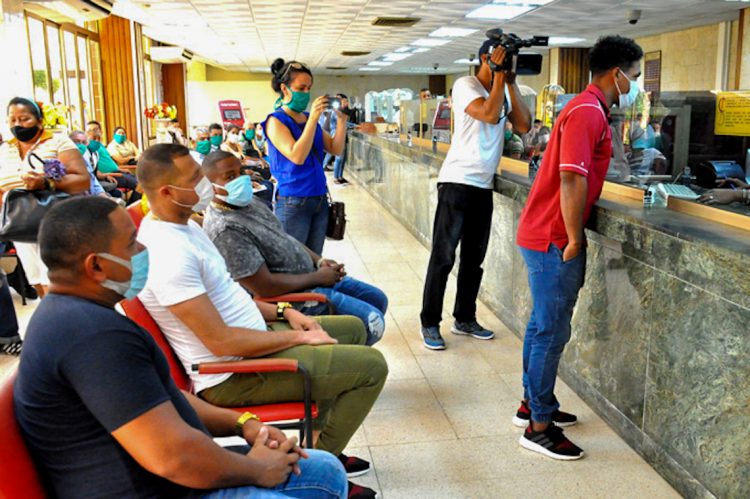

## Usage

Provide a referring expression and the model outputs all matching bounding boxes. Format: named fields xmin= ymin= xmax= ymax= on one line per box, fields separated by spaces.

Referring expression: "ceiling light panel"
xmin=368 ymin=61 xmax=394 ymax=66
xmin=359 ymin=67 xmax=381 ymax=72
xmin=466 ymin=4 xmax=536 ymax=20
xmin=429 ymin=27 xmax=478 ymax=38
xmin=411 ymin=38 xmax=452 ymax=47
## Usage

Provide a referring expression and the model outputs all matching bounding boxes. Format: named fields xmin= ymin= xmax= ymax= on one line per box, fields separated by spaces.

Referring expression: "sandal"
xmin=1 ymin=341 xmax=23 ymax=356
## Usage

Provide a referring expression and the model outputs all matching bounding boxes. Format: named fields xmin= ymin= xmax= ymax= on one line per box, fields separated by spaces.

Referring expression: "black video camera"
xmin=485 ymin=29 xmax=548 ymax=75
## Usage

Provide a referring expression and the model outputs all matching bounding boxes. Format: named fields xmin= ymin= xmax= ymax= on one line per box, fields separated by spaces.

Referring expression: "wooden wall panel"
xmin=99 ymin=15 xmax=138 ymax=146
xmin=161 ymin=63 xmax=187 ymax=133
xmin=558 ymin=48 xmax=590 ymax=94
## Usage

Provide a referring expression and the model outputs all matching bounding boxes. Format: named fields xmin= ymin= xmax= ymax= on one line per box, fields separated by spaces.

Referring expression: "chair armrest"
xmin=256 ymin=293 xmax=328 ymax=304
xmin=192 ymin=358 xmax=300 ymax=374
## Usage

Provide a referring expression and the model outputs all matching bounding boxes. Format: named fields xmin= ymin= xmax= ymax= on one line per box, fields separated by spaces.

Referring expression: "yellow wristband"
xmin=235 ymin=411 xmax=260 ymax=436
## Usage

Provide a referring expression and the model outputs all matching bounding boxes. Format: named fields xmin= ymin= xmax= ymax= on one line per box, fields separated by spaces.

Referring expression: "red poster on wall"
xmin=218 ymin=100 xmax=245 ymax=129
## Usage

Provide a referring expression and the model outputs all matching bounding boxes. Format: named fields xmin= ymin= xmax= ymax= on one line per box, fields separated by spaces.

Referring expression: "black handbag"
xmin=0 ymin=188 xmax=71 ymax=243
xmin=326 ymin=191 xmax=346 ymax=241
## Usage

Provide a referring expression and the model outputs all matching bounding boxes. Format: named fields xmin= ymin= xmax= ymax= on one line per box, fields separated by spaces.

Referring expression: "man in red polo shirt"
xmin=514 ymin=35 xmax=643 ymax=460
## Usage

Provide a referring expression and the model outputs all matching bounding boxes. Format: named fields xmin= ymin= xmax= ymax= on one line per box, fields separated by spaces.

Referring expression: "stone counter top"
xmin=348 ymin=131 xmax=750 ymax=499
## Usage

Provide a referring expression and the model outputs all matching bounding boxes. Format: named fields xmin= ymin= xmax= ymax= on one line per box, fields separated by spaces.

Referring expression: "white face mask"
xmin=169 ymin=176 xmax=214 ymax=213
xmin=227 ymin=133 xmax=239 ymax=144
xmin=615 ymin=69 xmax=640 ymax=108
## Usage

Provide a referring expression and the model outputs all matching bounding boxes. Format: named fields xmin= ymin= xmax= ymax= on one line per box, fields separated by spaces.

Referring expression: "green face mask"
xmin=504 ymin=130 xmax=513 ymax=141
xmin=210 ymin=135 xmax=223 ymax=146
xmin=114 ymin=133 xmax=126 ymax=144
xmin=76 ymin=143 xmax=87 ymax=155
xmin=285 ymin=90 xmax=311 ymax=113
xmin=245 ymin=129 xmax=255 ymax=141
xmin=196 ymin=140 xmax=211 ymax=155
xmin=88 ymin=140 xmax=102 ymax=152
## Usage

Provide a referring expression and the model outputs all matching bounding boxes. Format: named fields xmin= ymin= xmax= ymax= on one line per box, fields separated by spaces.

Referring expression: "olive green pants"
xmin=200 ymin=316 xmax=388 ymax=455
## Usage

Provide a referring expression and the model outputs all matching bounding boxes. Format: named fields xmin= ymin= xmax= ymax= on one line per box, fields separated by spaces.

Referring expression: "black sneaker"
xmin=339 ymin=177 xmax=350 ymax=184
xmin=420 ymin=326 xmax=446 ymax=350
xmin=348 ymin=481 xmax=377 ymax=499
xmin=512 ymin=400 xmax=578 ymax=428
xmin=338 ymin=453 xmax=371 ymax=478
xmin=519 ymin=424 xmax=584 ymax=460
xmin=451 ymin=320 xmax=494 ymax=340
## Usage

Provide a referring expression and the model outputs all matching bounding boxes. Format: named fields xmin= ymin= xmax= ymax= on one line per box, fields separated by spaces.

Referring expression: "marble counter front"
xmin=347 ymin=132 xmax=749 ymax=499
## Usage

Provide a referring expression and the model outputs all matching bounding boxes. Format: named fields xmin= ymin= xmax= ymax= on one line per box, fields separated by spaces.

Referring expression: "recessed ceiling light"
xmin=411 ymin=38 xmax=452 ymax=47
xmin=411 ymin=48 xmax=430 ymax=53
xmin=454 ymin=58 xmax=480 ymax=65
xmin=394 ymin=46 xmax=413 ymax=53
xmin=359 ymin=67 xmax=381 ymax=72
xmin=249 ymin=66 xmax=272 ymax=73
xmin=429 ymin=27 xmax=478 ymax=38
xmin=368 ymin=61 xmax=394 ymax=66
xmin=382 ymin=53 xmax=413 ymax=62
xmin=548 ymin=37 xmax=585 ymax=45
xmin=466 ymin=4 xmax=535 ymax=20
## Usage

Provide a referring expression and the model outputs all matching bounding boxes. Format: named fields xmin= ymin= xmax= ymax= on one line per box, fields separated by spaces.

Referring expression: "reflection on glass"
xmin=63 ymin=31 xmax=81 ymax=130
xmin=27 ymin=17 xmax=48 ymax=102
xmin=46 ymin=25 xmax=65 ymax=104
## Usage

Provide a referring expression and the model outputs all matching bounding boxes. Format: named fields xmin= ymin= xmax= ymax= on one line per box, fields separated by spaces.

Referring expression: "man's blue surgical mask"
xmin=97 ymin=249 xmax=150 ymax=300
xmin=616 ymin=69 xmax=640 ymax=108
xmin=214 ymin=175 xmax=254 ymax=207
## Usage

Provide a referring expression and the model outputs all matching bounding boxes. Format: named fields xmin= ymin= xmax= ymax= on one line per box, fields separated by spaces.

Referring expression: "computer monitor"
xmin=745 ymin=148 xmax=750 ymax=180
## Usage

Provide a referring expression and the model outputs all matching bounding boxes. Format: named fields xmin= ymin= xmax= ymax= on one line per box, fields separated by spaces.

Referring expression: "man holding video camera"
xmin=419 ymin=34 xmax=531 ymax=350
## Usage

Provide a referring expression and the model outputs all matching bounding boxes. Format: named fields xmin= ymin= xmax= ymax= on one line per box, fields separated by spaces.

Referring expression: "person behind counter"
xmin=699 ymin=178 xmax=750 ymax=205
xmin=419 ymin=36 xmax=531 ymax=351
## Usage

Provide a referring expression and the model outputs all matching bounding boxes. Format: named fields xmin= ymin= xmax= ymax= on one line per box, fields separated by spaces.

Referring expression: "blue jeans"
xmin=333 ymin=144 xmax=347 ymax=180
xmin=306 ymin=276 xmax=388 ymax=345
xmin=519 ymin=244 xmax=586 ymax=423
xmin=202 ymin=449 xmax=346 ymax=498
xmin=276 ymin=195 xmax=329 ymax=255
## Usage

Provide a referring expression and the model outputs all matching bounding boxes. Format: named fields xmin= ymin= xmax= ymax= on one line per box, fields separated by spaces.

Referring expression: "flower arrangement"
xmin=39 ymin=102 xmax=68 ymax=129
xmin=144 ymin=102 xmax=177 ymax=120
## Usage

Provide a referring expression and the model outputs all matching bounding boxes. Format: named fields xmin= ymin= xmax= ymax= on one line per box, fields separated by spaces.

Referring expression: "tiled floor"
xmin=0 ymin=179 xmax=680 ymax=498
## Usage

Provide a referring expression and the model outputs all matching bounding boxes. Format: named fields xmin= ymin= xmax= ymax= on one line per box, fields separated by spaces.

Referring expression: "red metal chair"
xmin=121 ymin=297 xmax=318 ymax=446
xmin=0 ymin=373 xmax=48 ymax=499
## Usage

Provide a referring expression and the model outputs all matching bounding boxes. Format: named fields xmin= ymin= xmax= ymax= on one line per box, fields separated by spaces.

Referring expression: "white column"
xmin=0 ymin=0 xmax=33 ymax=135
xmin=715 ymin=21 xmax=731 ymax=91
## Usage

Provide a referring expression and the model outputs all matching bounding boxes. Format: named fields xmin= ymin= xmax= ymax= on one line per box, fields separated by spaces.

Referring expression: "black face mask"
xmin=11 ymin=125 xmax=40 ymax=143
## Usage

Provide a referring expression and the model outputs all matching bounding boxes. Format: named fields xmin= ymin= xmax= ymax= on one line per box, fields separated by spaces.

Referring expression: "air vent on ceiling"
xmin=372 ymin=17 xmax=420 ymax=27
xmin=326 ymin=67 xmax=347 ymax=70
xmin=341 ymin=51 xmax=371 ymax=57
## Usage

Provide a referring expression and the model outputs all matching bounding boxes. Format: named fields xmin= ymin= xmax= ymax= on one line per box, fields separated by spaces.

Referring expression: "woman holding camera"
xmin=0 ymin=97 xmax=89 ymax=299
xmin=263 ymin=58 xmax=346 ymax=254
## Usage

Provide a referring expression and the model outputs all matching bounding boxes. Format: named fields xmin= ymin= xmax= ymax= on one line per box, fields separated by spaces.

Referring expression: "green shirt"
xmin=96 ymin=147 xmax=120 ymax=174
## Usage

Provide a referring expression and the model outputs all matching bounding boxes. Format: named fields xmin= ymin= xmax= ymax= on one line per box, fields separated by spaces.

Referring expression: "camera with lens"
xmin=485 ymin=28 xmax=548 ymax=75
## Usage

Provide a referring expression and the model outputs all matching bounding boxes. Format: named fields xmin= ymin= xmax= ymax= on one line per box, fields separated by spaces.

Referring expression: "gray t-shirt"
xmin=203 ymin=199 xmax=316 ymax=280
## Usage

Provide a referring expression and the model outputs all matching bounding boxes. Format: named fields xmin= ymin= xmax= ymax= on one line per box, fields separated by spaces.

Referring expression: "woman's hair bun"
xmin=271 ymin=58 xmax=286 ymax=76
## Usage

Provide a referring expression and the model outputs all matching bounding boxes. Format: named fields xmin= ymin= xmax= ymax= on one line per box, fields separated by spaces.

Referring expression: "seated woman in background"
xmin=107 ymin=126 xmax=140 ymax=166
xmin=0 ymin=97 xmax=90 ymax=298
xmin=263 ymin=58 xmax=347 ymax=254
xmin=220 ymin=124 xmax=245 ymax=160
xmin=699 ymin=178 xmax=750 ymax=206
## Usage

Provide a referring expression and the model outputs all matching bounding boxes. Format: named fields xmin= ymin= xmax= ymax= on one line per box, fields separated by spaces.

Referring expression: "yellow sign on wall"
xmin=715 ymin=91 xmax=750 ymax=136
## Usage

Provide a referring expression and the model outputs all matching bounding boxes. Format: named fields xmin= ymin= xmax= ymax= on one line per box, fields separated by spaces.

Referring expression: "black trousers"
xmin=0 ymin=272 xmax=20 ymax=343
xmin=420 ymin=183 xmax=493 ymax=327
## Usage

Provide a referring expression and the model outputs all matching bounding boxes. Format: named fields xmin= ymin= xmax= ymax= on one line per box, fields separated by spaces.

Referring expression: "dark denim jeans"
xmin=275 ymin=195 xmax=329 ymax=255
xmin=519 ymin=244 xmax=586 ymax=423
xmin=420 ymin=183 xmax=493 ymax=328
xmin=306 ymin=276 xmax=389 ymax=345
xmin=202 ymin=449 xmax=346 ymax=498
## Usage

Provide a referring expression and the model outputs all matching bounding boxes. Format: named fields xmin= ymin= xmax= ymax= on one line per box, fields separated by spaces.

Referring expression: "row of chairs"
xmin=0 ymin=201 xmax=327 ymax=498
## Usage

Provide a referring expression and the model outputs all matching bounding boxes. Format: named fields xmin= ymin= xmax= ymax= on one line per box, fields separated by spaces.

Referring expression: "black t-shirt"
xmin=13 ymin=293 xmax=209 ymax=499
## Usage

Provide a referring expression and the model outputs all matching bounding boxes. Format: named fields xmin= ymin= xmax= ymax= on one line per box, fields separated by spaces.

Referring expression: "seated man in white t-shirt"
xmin=419 ymin=37 xmax=531 ymax=351
xmin=135 ymin=144 xmax=386 ymax=499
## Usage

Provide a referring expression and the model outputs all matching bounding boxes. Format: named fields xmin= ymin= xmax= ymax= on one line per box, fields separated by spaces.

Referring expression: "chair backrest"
xmin=120 ymin=297 xmax=192 ymax=391
xmin=0 ymin=373 xmax=48 ymax=499
xmin=126 ymin=201 xmax=146 ymax=230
